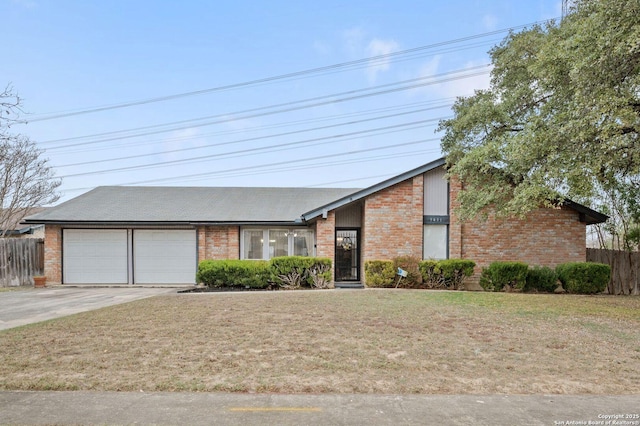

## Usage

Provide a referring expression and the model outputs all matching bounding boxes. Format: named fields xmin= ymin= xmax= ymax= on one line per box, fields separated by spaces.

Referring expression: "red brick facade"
xmin=42 ymin=166 xmax=591 ymax=288
xmin=197 ymin=226 xmax=240 ymax=260
xmin=44 ymin=225 xmax=62 ymax=284
xmin=314 ymin=210 xmax=336 ymax=279
xmin=449 ymin=177 xmax=586 ymax=288
xmin=362 ymin=175 xmax=424 ymax=262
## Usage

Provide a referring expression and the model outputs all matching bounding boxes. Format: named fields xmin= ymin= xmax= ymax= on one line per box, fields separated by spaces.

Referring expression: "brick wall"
xmin=314 ymin=211 xmax=336 ymax=280
xmin=44 ymin=225 xmax=62 ymax=284
xmin=449 ymin=179 xmax=587 ymax=288
xmin=315 ymin=210 xmax=336 ymax=259
xmin=197 ymin=226 xmax=240 ymax=261
xmin=362 ymin=175 xmax=424 ymax=262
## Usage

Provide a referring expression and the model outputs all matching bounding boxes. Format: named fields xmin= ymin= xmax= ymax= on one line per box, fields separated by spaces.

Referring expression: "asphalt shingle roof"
xmin=25 ymin=186 xmax=361 ymax=224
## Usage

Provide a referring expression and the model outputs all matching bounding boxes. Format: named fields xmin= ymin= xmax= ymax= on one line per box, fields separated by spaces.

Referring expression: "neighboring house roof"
xmin=0 ymin=207 xmax=47 ymax=235
xmin=24 ymin=186 xmax=361 ymax=226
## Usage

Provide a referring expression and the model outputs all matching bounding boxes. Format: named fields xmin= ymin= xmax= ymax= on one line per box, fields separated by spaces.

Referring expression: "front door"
xmin=335 ymin=229 xmax=360 ymax=281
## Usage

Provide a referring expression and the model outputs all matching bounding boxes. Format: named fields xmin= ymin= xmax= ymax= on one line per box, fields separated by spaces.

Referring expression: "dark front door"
xmin=335 ymin=229 xmax=360 ymax=281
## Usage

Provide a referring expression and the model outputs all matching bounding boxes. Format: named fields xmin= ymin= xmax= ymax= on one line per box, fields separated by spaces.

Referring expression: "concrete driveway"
xmin=0 ymin=287 xmax=177 ymax=331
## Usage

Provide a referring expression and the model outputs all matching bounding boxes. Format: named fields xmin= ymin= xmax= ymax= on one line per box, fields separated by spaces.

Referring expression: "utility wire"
xmin=41 ymin=66 xmax=489 ymax=148
xmin=55 ymin=105 xmax=451 ymax=168
xmin=62 ymin=138 xmax=442 ymax=190
xmin=59 ymin=148 xmax=440 ymax=194
xmin=48 ymin=98 xmax=457 ymax=155
xmin=181 ymin=148 xmax=441 ymax=184
xmin=56 ymin=118 xmax=444 ymax=178
xmin=24 ymin=19 xmax=552 ymax=122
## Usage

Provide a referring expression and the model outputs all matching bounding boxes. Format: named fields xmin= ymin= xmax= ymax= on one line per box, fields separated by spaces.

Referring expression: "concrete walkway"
xmin=0 ymin=391 xmax=638 ymax=425
xmin=0 ymin=287 xmax=177 ymax=330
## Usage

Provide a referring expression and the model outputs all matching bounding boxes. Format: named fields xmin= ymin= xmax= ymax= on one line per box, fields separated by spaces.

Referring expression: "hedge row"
xmin=196 ymin=257 xmax=332 ymax=290
xmin=198 ymin=257 xmax=610 ymax=294
xmin=480 ymin=261 xmax=611 ymax=294
xmin=364 ymin=257 xmax=476 ymax=290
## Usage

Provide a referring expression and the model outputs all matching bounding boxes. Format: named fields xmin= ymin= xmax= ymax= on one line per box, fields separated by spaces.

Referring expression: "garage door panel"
xmin=63 ymin=229 xmax=128 ymax=284
xmin=134 ymin=230 xmax=196 ymax=284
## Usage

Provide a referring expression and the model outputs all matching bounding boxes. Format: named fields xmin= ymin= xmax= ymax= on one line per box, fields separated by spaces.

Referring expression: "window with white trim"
xmin=241 ymin=228 xmax=315 ymax=260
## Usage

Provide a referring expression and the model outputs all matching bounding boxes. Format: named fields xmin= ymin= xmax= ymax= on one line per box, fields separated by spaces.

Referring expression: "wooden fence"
xmin=587 ymin=248 xmax=640 ymax=295
xmin=0 ymin=238 xmax=44 ymax=287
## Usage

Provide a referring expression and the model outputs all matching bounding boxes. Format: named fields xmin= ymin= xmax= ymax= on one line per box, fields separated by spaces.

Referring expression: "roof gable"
xmin=302 ymin=158 xmax=446 ymax=221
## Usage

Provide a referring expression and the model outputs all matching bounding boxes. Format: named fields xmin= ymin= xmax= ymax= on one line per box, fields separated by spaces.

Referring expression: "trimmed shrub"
xmin=364 ymin=260 xmax=395 ymax=287
xmin=437 ymin=259 xmax=476 ymax=290
xmin=392 ymin=256 xmax=422 ymax=288
xmin=196 ymin=259 xmax=271 ymax=288
xmin=270 ymin=256 xmax=313 ymax=289
xmin=419 ymin=259 xmax=476 ymax=290
xmin=556 ymin=262 xmax=611 ymax=294
xmin=197 ymin=257 xmax=333 ymax=290
xmin=270 ymin=256 xmax=333 ymax=289
xmin=419 ymin=260 xmax=443 ymax=288
xmin=525 ymin=266 xmax=559 ymax=293
xmin=307 ymin=258 xmax=333 ymax=289
xmin=479 ymin=261 xmax=529 ymax=292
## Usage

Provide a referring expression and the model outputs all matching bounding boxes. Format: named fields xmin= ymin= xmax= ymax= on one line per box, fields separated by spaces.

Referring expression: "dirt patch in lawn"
xmin=1 ymin=290 xmax=639 ymax=394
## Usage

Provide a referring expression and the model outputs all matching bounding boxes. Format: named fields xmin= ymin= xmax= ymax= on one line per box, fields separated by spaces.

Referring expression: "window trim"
xmin=423 ymin=224 xmax=449 ymax=260
xmin=240 ymin=227 xmax=315 ymax=260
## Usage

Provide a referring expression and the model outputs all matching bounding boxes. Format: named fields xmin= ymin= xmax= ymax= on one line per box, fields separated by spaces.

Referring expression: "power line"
xmin=185 ymin=148 xmax=441 ymax=184
xmin=48 ymin=98 xmax=457 ymax=155
xmin=56 ymin=118 xmax=444 ymax=178
xmin=61 ymin=140 xmax=441 ymax=192
xmin=55 ymin=104 xmax=451 ymax=168
xmin=41 ymin=66 xmax=489 ymax=148
xmin=24 ymin=19 xmax=552 ymax=122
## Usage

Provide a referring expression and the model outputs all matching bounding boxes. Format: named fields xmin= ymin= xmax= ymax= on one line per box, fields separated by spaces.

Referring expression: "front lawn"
xmin=1 ymin=290 xmax=638 ymax=394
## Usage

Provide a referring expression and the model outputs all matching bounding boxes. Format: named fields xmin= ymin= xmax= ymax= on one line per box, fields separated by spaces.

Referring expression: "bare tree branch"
xmin=1 ymin=86 xmax=60 ymax=237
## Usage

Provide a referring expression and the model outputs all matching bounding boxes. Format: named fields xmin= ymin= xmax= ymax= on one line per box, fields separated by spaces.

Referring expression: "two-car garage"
xmin=62 ymin=229 xmax=196 ymax=284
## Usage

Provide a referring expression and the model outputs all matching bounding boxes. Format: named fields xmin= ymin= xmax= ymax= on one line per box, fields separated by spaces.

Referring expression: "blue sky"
xmin=1 ymin=0 xmax=562 ymax=203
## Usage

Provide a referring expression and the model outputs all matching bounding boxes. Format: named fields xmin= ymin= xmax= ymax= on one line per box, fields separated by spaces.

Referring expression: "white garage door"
xmin=133 ymin=230 xmax=196 ymax=284
xmin=63 ymin=229 xmax=128 ymax=284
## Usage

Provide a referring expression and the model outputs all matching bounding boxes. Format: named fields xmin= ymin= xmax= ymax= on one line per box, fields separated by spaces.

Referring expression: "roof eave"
xmin=23 ymin=219 xmax=311 ymax=227
xmin=302 ymin=157 xmax=446 ymax=221
xmin=21 ymin=220 xmax=195 ymax=227
xmin=562 ymin=199 xmax=609 ymax=225
xmin=190 ymin=220 xmax=309 ymax=227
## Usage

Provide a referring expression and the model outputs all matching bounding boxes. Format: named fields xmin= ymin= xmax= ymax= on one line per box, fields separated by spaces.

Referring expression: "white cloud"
xmin=342 ymin=27 xmax=366 ymax=56
xmin=405 ymin=55 xmax=442 ymax=96
xmin=313 ymin=40 xmax=331 ymax=56
xmin=366 ymin=38 xmax=400 ymax=83
xmin=482 ymin=14 xmax=498 ymax=31
xmin=160 ymin=128 xmax=204 ymax=161
xmin=409 ymin=58 xmax=492 ymax=100
xmin=11 ymin=0 xmax=37 ymax=8
xmin=418 ymin=56 xmax=442 ymax=80
xmin=434 ymin=60 xmax=493 ymax=99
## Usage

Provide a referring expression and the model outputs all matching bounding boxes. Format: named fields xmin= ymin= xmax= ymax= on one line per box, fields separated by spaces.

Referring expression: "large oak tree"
xmin=438 ymin=0 xmax=639 ymax=230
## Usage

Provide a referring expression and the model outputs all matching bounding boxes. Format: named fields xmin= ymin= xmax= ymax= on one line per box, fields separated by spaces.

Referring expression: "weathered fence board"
xmin=0 ymin=238 xmax=44 ymax=287
xmin=587 ymin=248 xmax=639 ymax=295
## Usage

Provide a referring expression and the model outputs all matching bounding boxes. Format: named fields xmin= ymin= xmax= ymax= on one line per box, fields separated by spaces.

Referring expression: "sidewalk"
xmin=1 ymin=391 xmax=638 ymax=425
